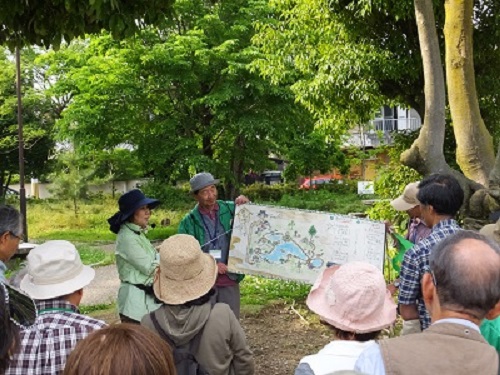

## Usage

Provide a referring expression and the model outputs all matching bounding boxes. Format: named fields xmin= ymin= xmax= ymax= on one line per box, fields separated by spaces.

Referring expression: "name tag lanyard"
xmin=200 ymin=215 xmax=231 ymax=263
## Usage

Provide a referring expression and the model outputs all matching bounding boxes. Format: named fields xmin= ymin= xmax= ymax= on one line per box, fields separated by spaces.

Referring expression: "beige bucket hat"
xmin=390 ymin=182 xmax=421 ymax=211
xmin=153 ymin=234 xmax=217 ymax=305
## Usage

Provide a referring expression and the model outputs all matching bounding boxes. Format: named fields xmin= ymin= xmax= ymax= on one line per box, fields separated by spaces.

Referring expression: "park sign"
xmin=228 ymin=204 xmax=386 ymax=284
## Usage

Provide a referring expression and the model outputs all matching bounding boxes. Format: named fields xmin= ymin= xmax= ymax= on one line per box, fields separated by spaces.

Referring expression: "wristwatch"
xmin=393 ymin=281 xmax=400 ymax=289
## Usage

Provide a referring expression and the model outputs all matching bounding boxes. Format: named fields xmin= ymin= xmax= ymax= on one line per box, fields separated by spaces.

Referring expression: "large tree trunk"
xmin=401 ymin=0 xmax=450 ymax=176
xmin=444 ymin=0 xmax=495 ymax=186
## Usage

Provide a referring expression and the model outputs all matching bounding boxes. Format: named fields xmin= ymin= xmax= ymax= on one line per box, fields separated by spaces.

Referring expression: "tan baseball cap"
xmin=390 ymin=182 xmax=421 ymax=211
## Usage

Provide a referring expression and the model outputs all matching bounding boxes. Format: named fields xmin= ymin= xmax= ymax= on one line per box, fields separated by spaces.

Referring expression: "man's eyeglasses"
xmin=1 ymin=283 xmax=38 ymax=328
xmin=424 ymin=265 xmax=437 ymax=286
xmin=9 ymin=231 xmax=24 ymax=242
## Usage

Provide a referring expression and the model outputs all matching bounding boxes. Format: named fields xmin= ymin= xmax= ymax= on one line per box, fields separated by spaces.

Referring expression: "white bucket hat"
xmin=20 ymin=240 xmax=95 ymax=300
xmin=153 ymin=234 xmax=217 ymax=305
xmin=306 ymin=262 xmax=397 ymax=334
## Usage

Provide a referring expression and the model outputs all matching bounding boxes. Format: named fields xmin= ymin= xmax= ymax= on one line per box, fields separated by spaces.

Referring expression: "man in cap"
xmin=355 ymin=231 xmax=500 ymax=374
xmin=389 ymin=182 xmax=431 ymax=244
xmin=397 ymin=174 xmax=464 ymax=334
xmin=179 ymin=172 xmax=249 ymax=318
xmin=7 ymin=240 xmax=106 ymax=375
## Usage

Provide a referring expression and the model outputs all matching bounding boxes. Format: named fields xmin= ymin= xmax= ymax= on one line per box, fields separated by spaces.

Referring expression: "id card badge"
xmin=209 ymin=249 xmax=222 ymax=261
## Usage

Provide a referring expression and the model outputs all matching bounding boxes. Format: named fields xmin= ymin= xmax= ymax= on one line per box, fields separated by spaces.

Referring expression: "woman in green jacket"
xmin=108 ymin=189 xmax=161 ymax=323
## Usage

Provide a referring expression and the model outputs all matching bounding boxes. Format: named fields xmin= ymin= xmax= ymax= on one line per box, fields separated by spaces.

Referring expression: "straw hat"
xmin=153 ymin=234 xmax=217 ymax=305
xmin=306 ymin=262 xmax=396 ymax=334
xmin=390 ymin=182 xmax=421 ymax=211
xmin=20 ymin=240 xmax=95 ymax=300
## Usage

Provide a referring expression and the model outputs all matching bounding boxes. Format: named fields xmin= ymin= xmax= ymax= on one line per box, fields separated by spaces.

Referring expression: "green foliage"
xmin=140 ymin=181 xmax=194 ymax=211
xmin=366 ymin=140 xmax=421 ymax=233
xmin=49 ymin=152 xmax=108 ymax=216
xmin=283 ymin=131 xmax=347 ymax=182
xmin=76 ymin=244 xmax=115 ymax=266
xmin=43 ymin=1 xmax=315 ymax=191
xmin=276 ymin=189 xmax=366 ymax=214
xmin=0 ymin=47 xmax=56 ymax=201
xmin=0 ymin=0 xmax=174 ymax=49
xmin=240 ymin=276 xmax=310 ymax=305
xmin=241 ymin=183 xmax=297 ymax=202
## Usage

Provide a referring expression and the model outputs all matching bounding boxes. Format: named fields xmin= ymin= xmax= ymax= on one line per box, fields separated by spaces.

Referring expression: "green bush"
xmin=241 ymin=183 xmax=296 ymax=202
xmin=140 ymin=181 xmax=193 ymax=210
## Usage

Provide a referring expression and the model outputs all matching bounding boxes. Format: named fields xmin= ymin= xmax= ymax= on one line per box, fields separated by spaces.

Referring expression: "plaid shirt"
xmin=398 ymin=219 xmax=461 ymax=329
xmin=6 ymin=298 xmax=106 ymax=375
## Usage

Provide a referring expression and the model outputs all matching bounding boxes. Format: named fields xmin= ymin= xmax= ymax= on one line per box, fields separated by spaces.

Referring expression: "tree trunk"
xmin=401 ymin=0 xmax=450 ymax=176
xmin=226 ymin=135 xmax=245 ymax=200
xmin=444 ymin=0 xmax=495 ymax=186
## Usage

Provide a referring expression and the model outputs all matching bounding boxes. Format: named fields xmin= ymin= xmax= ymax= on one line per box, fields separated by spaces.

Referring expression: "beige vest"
xmin=379 ymin=323 xmax=499 ymax=375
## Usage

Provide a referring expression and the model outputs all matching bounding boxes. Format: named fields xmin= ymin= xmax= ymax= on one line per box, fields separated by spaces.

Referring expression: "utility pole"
xmin=16 ymin=46 xmax=28 ymax=241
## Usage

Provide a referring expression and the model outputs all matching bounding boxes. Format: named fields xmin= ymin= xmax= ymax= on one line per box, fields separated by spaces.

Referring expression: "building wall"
xmin=8 ymin=180 xmax=145 ymax=199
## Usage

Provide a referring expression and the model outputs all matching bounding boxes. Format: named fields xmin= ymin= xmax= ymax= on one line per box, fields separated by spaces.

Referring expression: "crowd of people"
xmin=0 ymin=172 xmax=499 ymax=375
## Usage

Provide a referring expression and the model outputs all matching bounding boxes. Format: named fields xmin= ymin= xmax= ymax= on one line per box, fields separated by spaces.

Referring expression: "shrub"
xmin=140 ymin=181 xmax=193 ymax=210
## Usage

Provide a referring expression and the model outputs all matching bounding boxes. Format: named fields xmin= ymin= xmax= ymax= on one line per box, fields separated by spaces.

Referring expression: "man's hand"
xmin=401 ymin=319 xmax=422 ymax=335
xmin=217 ymin=262 xmax=228 ymax=274
xmin=235 ymin=195 xmax=250 ymax=205
xmin=399 ymin=303 xmax=419 ymax=320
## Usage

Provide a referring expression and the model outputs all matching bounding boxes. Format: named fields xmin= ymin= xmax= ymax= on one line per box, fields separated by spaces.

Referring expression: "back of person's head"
xmin=19 ymin=240 xmax=95 ymax=301
xmin=306 ymin=262 xmax=396 ymax=341
xmin=0 ymin=205 xmax=22 ymax=235
xmin=0 ymin=284 xmax=20 ymax=373
xmin=429 ymin=230 xmax=500 ymax=320
xmin=63 ymin=323 xmax=177 ymax=375
xmin=417 ymin=174 xmax=464 ymax=216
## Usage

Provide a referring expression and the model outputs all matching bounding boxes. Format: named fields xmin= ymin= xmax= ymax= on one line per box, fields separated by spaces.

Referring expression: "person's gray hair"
xmin=0 ymin=205 xmax=22 ymax=237
xmin=429 ymin=230 xmax=500 ymax=319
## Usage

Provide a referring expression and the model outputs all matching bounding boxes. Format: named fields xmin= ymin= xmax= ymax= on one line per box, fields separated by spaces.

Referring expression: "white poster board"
xmin=228 ymin=204 xmax=385 ymax=284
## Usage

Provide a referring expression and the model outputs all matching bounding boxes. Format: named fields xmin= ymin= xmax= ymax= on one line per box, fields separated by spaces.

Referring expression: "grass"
xmin=26 ymin=197 xmax=187 ymax=242
xmin=241 ymin=276 xmax=311 ymax=305
xmin=76 ymin=244 xmax=115 ymax=267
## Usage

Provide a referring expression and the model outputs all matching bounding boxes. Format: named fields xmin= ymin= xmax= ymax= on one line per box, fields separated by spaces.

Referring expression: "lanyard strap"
xmin=200 ymin=214 xmax=219 ymax=249
xmin=38 ymin=307 xmax=75 ymax=315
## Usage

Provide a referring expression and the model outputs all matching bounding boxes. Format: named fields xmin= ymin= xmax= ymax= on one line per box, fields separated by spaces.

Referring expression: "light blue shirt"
xmin=0 ymin=260 xmax=7 ymax=284
xmin=354 ymin=319 xmax=480 ymax=374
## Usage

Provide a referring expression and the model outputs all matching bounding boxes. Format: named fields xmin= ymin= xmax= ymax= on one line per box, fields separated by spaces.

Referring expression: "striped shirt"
xmin=6 ymin=298 xmax=106 ymax=375
xmin=398 ymin=219 xmax=461 ymax=329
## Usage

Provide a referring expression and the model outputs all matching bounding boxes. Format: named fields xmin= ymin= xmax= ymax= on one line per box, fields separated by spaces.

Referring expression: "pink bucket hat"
xmin=306 ymin=262 xmax=396 ymax=333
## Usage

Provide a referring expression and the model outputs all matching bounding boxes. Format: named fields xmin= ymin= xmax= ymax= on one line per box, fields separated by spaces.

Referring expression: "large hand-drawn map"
xmin=228 ymin=204 xmax=385 ymax=284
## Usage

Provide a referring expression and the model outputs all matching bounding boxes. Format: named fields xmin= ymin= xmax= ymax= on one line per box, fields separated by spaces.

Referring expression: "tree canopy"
xmin=0 ymin=0 xmax=174 ymax=49
xmin=40 ymin=0 xmax=315 ymax=195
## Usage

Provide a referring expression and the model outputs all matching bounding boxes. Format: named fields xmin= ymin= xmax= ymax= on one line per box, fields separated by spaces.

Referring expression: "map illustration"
xmin=228 ymin=204 xmax=386 ymax=284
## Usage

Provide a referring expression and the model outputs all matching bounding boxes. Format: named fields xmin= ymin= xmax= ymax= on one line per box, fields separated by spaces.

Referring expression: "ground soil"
xmin=91 ymin=301 xmax=331 ymax=375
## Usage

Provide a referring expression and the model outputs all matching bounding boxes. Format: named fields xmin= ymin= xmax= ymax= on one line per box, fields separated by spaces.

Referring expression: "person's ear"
xmin=422 ymin=273 xmax=436 ymax=309
xmin=485 ymin=301 xmax=500 ymax=321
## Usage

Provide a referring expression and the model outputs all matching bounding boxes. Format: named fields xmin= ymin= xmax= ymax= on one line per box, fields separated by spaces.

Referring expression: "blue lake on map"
xmin=263 ymin=242 xmax=308 ymax=262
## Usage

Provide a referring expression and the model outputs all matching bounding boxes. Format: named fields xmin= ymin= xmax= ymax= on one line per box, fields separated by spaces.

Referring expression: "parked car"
xmin=300 ymin=174 xmax=343 ymax=190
